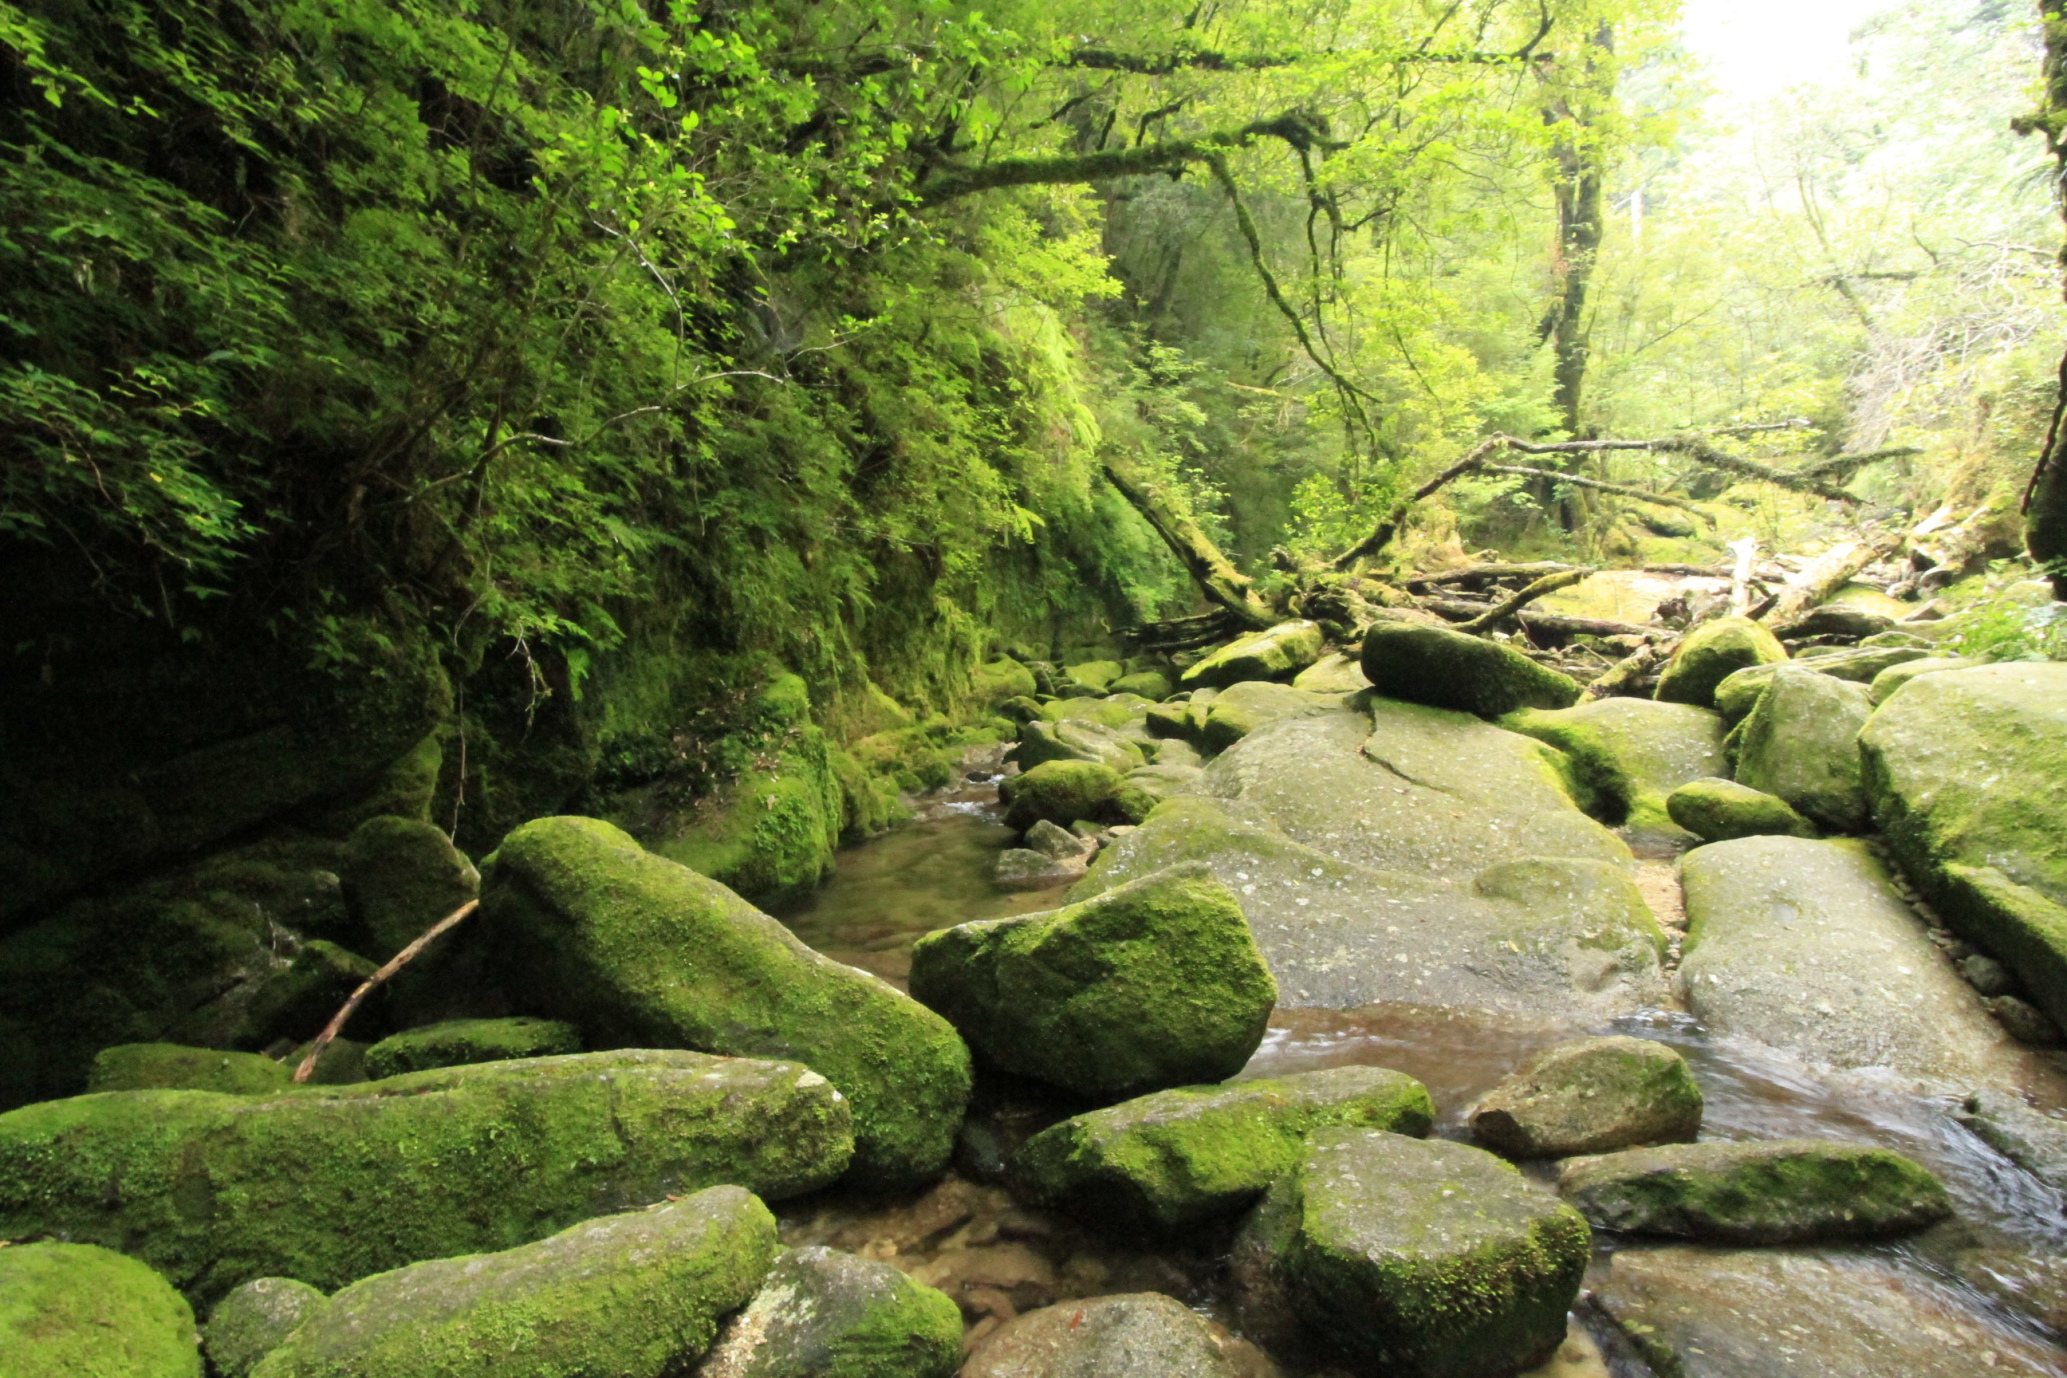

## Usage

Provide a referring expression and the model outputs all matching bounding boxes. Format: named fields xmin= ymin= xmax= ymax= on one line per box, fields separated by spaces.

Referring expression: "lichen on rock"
xmin=1469 ymin=1035 xmax=1702 ymax=1159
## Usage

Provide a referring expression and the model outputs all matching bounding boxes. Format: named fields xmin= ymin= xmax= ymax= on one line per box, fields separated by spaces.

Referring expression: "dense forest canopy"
xmin=1 ymin=0 xmax=2061 ymax=839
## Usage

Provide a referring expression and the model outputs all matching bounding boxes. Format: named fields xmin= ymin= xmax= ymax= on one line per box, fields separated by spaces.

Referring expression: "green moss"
xmin=481 ymin=817 xmax=969 ymax=1189
xmin=340 ymin=816 xmax=479 ymax=960
xmin=908 ymin=861 xmax=1276 ymax=1101
xmin=362 ymin=1017 xmax=581 ymax=1080
xmin=250 ymin=1187 xmax=776 ymax=1378
xmin=1198 ymin=681 xmax=1337 ymax=753
xmin=1361 ymin=623 xmax=1581 ymax=718
xmin=998 ymin=760 xmax=1137 ymax=830
xmin=87 ymin=1043 xmax=292 ymax=1096
xmin=1180 ymin=621 xmax=1326 ymax=690
xmin=0 ymin=1242 xmax=201 ymax=1378
xmin=1246 ymin=1129 xmax=1590 ymax=1378
xmin=1469 ymin=1036 xmax=1702 ymax=1159
xmin=1731 ymin=668 xmax=1872 ymax=832
xmin=0 ymin=1049 xmax=850 ymax=1304
xmin=702 ymin=1246 xmax=962 ymax=1378
xmin=1498 ymin=699 xmax=1725 ymax=830
xmin=1665 ymin=778 xmax=1818 ymax=842
xmin=1111 ymin=669 xmax=1174 ymax=700
xmin=972 ymin=658 xmax=1040 ymax=707
xmin=1558 ymin=1140 xmax=1951 ymax=1244
xmin=1654 ymin=617 xmax=1787 ymax=708
xmin=204 ymin=1279 xmax=330 ymax=1378
xmin=233 ymin=940 xmax=380 ymax=1051
xmin=1012 ymin=1066 xmax=1434 ymax=1232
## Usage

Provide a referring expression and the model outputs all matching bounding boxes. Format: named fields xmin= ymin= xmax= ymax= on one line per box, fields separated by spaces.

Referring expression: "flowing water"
xmin=770 ymin=766 xmax=2067 ymax=1376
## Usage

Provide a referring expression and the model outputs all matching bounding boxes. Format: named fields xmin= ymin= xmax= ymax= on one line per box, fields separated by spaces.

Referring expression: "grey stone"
xmin=1469 ymin=1035 xmax=1702 ymax=1159
xmin=1988 ymin=995 xmax=2063 ymax=1047
xmin=1558 ymin=1139 xmax=1950 ymax=1243
xmin=1961 ymin=1089 xmax=2067 ymax=1192
xmin=1023 ymin=819 xmax=1092 ymax=861
xmin=1678 ymin=837 xmax=2020 ymax=1084
xmin=251 ymin=1188 xmax=776 ymax=1378
xmin=1962 ymin=953 xmax=2015 ymax=997
xmin=1869 ymin=655 xmax=1981 ymax=703
xmin=1010 ymin=718 xmax=1146 ymax=773
xmin=205 ymin=1279 xmax=329 ymax=1378
xmin=1197 ymin=681 xmax=1341 ymax=753
xmin=994 ymin=848 xmax=1085 ymax=888
xmin=1181 ymin=620 xmax=1326 ymax=691
xmin=1732 ymin=667 xmax=1872 ymax=832
xmin=1594 ymin=1247 xmax=2067 ymax=1378
xmin=1291 ymin=652 xmax=1371 ymax=694
xmin=695 ymin=1245 xmax=961 ymax=1378
xmin=1499 ymin=697 xmax=1726 ymax=833
xmin=1665 ymin=777 xmax=1818 ymax=842
xmin=961 ymin=1294 xmax=1240 ymax=1378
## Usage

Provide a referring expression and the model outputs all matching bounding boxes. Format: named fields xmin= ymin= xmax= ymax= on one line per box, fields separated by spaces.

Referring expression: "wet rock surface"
xmin=1592 ymin=1246 xmax=2067 ymax=1377
xmin=1469 ymin=1035 xmax=1702 ymax=1158
xmin=961 ymin=1293 xmax=1242 ymax=1378
xmin=1677 ymin=836 xmax=2020 ymax=1083
xmin=1558 ymin=1139 xmax=1951 ymax=1243
xmin=695 ymin=1244 xmax=962 ymax=1378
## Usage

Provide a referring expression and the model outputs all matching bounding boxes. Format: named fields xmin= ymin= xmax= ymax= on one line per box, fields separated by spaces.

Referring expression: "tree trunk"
xmin=1102 ymin=455 xmax=1276 ymax=628
xmin=2020 ymin=0 xmax=2067 ymax=598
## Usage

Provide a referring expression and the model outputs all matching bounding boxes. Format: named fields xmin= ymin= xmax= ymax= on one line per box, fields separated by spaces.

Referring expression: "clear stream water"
xmin=769 ymin=767 xmax=2067 ymax=1376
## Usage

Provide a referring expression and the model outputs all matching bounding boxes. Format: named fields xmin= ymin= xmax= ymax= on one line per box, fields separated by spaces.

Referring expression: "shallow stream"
xmin=769 ymin=763 xmax=2067 ymax=1376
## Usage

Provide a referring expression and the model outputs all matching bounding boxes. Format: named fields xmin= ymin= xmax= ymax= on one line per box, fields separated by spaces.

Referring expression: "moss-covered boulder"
xmin=1664 ymin=777 xmax=1818 ymax=841
xmin=1197 ymin=681 xmax=1338 ymax=753
xmin=234 ymin=939 xmax=382 ymax=1051
xmin=1468 ymin=1036 xmax=1701 ymax=1159
xmin=1732 ymin=666 xmax=1873 ymax=831
xmin=1231 ymin=1128 xmax=1589 ymax=1378
xmin=1654 ymin=616 xmax=1787 ymax=708
xmin=87 ymin=1042 xmax=292 ymax=1095
xmin=340 ymin=815 xmax=478 ymax=959
xmin=1008 ymin=716 xmax=1146 ymax=773
xmin=909 ymin=862 xmax=1275 ymax=1101
xmin=361 ymin=1016 xmax=580 ymax=1080
xmin=961 ymin=1294 xmax=1239 ymax=1378
xmin=693 ymin=1245 xmax=962 ymax=1378
xmin=1558 ymin=1139 xmax=1951 ymax=1243
xmin=481 ymin=817 xmax=968 ymax=1190
xmin=1861 ymin=664 xmax=2067 ymax=1033
xmin=0 ymin=1241 xmax=202 ymax=1378
xmin=972 ymin=658 xmax=1039 ymax=707
xmin=251 ymin=1187 xmax=775 ymax=1378
xmin=0 ymin=1049 xmax=850 ymax=1303
xmin=1180 ymin=621 xmax=1326 ymax=691
xmin=1110 ymin=669 xmax=1174 ymax=700
xmin=644 ymin=675 xmax=846 ymax=906
xmin=1291 ymin=652 xmax=1370 ymax=693
xmin=999 ymin=760 xmax=1152 ymax=831
xmin=1498 ymin=698 xmax=1725 ymax=832
xmin=1869 ymin=654 xmax=1980 ymax=704
xmin=204 ymin=1279 xmax=329 ymax=1378
xmin=1012 ymin=1066 xmax=1433 ymax=1232
xmin=1361 ymin=622 xmax=1581 ymax=718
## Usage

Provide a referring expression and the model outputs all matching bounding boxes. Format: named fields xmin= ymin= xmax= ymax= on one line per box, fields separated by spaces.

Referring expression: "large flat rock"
xmin=1074 ymin=795 xmax=1665 ymax=1018
xmin=1678 ymin=837 xmax=2021 ymax=1085
xmin=1593 ymin=1246 xmax=2067 ymax=1377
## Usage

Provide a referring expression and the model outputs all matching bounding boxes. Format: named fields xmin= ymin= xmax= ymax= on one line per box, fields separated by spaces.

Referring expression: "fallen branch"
xmin=293 ymin=900 xmax=479 ymax=1084
xmin=1331 ymin=439 xmax=1509 ymax=569
xmin=1759 ymin=533 xmax=1903 ymax=635
xmin=1581 ymin=642 xmax=1665 ymax=701
xmin=1793 ymin=445 xmax=1920 ymax=480
xmin=1477 ymin=463 xmax=1718 ymax=526
xmin=1456 ymin=568 xmax=1596 ymax=633
xmin=1103 ymin=456 xmax=1276 ymax=628
xmin=1421 ymin=598 xmax=1653 ymax=639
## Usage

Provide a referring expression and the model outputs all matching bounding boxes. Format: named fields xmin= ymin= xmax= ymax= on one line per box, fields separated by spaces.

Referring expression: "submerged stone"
xmin=1732 ymin=667 xmax=1873 ymax=832
xmin=1860 ymin=663 xmax=2067 ymax=1032
xmin=1558 ymin=1139 xmax=1950 ymax=1243
xmin=909 ymin=862 xmax=1275 ymax=1101
xmin=0 ymin=1049 xmax=850 ymax=1303
xmin=1180 ymin=620 xmax=1325 ymax=690
xmin=1665 ymin=777 xmax=1817 ymax=842
xmin=1593 ymin=1246 xmax=2067 ymax=1378
xmin=1959 ymin=1089 xmax=2067 ymax=1194
xmin=361 ymin=1016 xmax=580 ymax=1080
xmin=961 ymin=1294 xmax=1239 ymax=1378
xmin=1470 ymin=1035 xmax=1701 ymax=1159
xmin=1654 ymin=616 xmax=1787 ymax=708
xmin=204 ymin=1279 xmax=329 ymax=1378
xmin=694 ymin=1245 xmax=962 ymax=1378
xmin=0 ymin=1241 xmax=201 ymax=1378
xmin=252 ymin=1187 xmax=776 ymax=1378
xmin=1232 ymin=1128 xmax=1589 ymax=1378
xmin=1361 ymin=622 xmax=1581 ymax=717
xmin=1011 ymin=1065 xmax=1434 ymax=1232
xmin=481 ymin=816 xmax=968 ymax=1189
xmin=87 ymin=1042 xmax=292 ymax=1095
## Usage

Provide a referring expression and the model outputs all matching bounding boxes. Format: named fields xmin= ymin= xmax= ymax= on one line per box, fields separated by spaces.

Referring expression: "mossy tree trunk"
xmin=2021 ymin=0 xmax=2067 ymax=597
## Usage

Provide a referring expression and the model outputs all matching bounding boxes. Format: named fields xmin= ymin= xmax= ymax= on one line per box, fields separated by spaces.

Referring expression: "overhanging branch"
xmin=916 ymin=113 xmax=1340 ymax=203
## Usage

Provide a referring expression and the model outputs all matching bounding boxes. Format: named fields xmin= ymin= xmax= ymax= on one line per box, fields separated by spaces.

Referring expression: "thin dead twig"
xmin=292 ymin=900 xmax=480 ymax=1084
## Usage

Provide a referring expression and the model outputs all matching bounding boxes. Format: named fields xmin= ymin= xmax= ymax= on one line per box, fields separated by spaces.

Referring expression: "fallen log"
xmin=1420 ymin=597 xmax=1655 ymax=640
xmin=1581 ymin=642 xmax=1665 ymax=701
xmin=1104 ymin=455 xmax=1276 ymax=628
xmin=1455 ymin=568 xmax=1597 ymax=633
xmin=1476 ymin=463 xmax=1718 ymax=526
xmin=1759 ymin=532 xmax=1903 ymax=635
xmin=1409 ymin=561 xmax=1583 ymax=589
